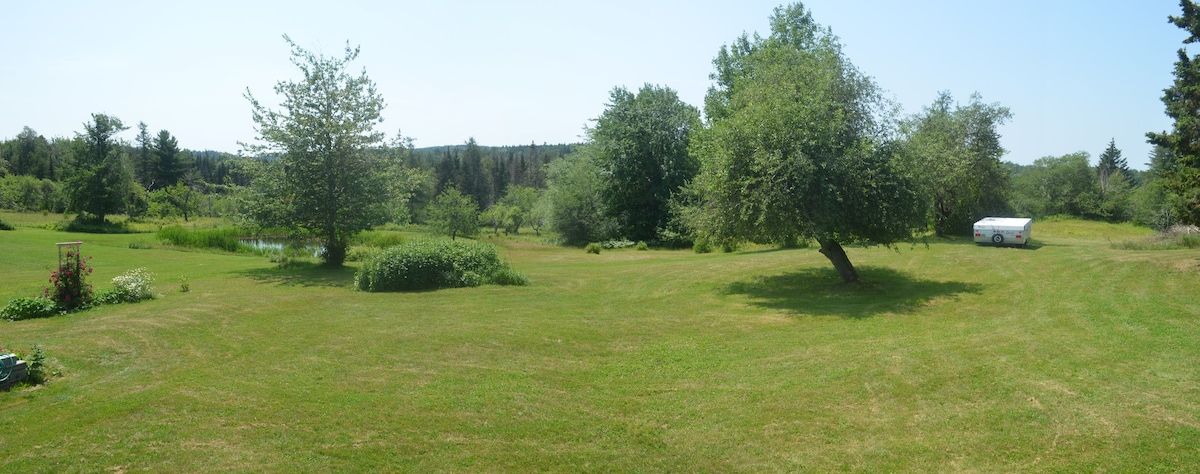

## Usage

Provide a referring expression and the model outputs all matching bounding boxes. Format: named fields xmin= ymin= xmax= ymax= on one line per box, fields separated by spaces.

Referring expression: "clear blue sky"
xmin=0 ymin=1 xmax=1185 ymax=168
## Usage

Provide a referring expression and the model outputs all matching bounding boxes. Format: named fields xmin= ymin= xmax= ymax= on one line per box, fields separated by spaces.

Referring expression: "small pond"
xmin=239 ymin=238 xmax=324 ymax=258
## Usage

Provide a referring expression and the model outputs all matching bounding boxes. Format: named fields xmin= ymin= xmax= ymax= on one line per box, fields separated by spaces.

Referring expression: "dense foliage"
xmin=427 ymin=188 xmax=480 ymax=240
xmin=353 ymin=239 xmax=527 ymax=292
xmin=243 ymin=36 xmax=395 ymax=266
xmin=590 ymin=84 xmax=700 ymax=242
xmin=688 ymin=3 xmax=924 ymax=282
xmin=64 ymin=114 xmax=134 ymax=223
xmin=543 ymin=146 xmax=617 ymax=245
xmin=1148 ymin=0 xmax=1200 ymax=225
xmin=901 ymin=92 xmax=1013 ymax=236
xmin=0 ymin=297 xmax=58 ymax=321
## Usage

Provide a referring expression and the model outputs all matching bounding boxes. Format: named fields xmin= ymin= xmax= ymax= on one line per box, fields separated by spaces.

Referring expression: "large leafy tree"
xmin=590 ymin=84 xmax=700 ymax=242
xmin=244 ymin=35 xmax=391 ymax=266
xmin=1148 ymin=0 xmax=1200 ymax=225
xmin=901 ymin=91 xmax=1012 ymax=236
xmin=688 ymin=3 xmax=923 ymax=283
xmin=544 ymin=145 xmax=617 ymax=245
xmin=64 ymin=114 xmax=133 ymax=223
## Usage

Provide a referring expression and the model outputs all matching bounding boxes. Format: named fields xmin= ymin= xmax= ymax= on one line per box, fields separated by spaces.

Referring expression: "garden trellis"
xmin=57 ymin=241 xmax=82 ymax=269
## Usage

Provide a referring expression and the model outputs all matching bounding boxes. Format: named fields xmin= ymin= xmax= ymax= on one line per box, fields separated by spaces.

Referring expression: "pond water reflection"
xmin=239 ymin=239 xmax=323 ymax=257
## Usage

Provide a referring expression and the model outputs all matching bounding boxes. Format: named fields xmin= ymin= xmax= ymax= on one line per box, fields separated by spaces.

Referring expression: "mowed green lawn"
xmin=2 ymin=217 xmax=1198 ymax=472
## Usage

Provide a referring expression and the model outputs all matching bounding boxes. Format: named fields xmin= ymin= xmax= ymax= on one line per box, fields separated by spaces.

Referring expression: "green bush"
xmin=490 ymin=267 xmax=530 ymax=286
xmin=693 ymin=236 xmax=713 ymax=254
xmin=93 ymin=288 xmax=129 ymax=305
xmin=354 ymin=240 xmax=527 ymax=292
xmin=635 ymin=241 xmax=649 ymax=251
xmin=585 ymin=243 xmax=602 ymax=254
xmin=0 ymin=220 xmax=13 ymax=231
xmin=1 ymin=297 xmax=58 ymax=321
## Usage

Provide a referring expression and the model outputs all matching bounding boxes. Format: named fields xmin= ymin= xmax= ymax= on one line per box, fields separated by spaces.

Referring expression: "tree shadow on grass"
xmin=721 ymin=266 xmax=984 ymax=319
xmin=236 ymin=262 xmax=358 ymax=288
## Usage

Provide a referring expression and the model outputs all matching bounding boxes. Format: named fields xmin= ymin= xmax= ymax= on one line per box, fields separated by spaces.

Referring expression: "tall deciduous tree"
xmin=544 ymin=145 xmax=617 ymax=245
xmin=64 ymin=114 xmax=133 ymax=223
xmin=901 ymin=91 xmax=1012 ymax=236
xmin=590 ymin=84 xmax=700 ymax=242
xmin=1148 ymin=0 xmax=1200 ymax=225
xmin=688 ymin=3 xmax=923 ymax=283
xmin=244 ymin=35 xmax=391 ymax=266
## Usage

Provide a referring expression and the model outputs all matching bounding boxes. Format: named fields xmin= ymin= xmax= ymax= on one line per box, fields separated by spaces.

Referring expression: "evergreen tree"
xmin=64 ymin=114 xmax=133 ymax=223
xmin=152 ymin=129 xmax=188 ymax=189
xmin=135 ymin=122 xmax=154 ymax=188
xmin=1097 ymin=138 xmax=1128 ymax=193
xmin=1148 ymin=0 xmax=1200 ymax=225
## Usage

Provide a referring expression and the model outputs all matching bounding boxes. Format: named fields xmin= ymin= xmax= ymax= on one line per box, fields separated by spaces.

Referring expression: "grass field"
xmin=2 ymin=213 xmax=1198 ymax=472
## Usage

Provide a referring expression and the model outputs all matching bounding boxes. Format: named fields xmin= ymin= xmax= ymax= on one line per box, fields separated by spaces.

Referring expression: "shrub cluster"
xmin=95 ymin=268 xmax=156 ymax=304
xmin=1 ymin=297 xmax=58 ymax=321
xmin=354 ymin=240 xmax=528 ymax=292
xmin=585 ymin=243 xmax=602 ymax=254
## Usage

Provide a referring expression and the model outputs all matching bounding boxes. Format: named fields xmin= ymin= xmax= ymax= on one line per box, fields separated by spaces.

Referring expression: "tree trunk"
xmin=818 ymin=238 xmax=860 ymax=283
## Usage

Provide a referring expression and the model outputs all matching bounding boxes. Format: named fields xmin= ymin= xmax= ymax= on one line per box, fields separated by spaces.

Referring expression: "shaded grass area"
xmin=1 ymin=218 xmax=1198 ymax=471
xmin=722 ymin=266 xmax=984 ymax=318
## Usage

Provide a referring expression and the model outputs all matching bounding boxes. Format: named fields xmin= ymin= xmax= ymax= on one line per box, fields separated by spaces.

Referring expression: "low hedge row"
xmin=353 ymin=240 xmax=528 ymax=292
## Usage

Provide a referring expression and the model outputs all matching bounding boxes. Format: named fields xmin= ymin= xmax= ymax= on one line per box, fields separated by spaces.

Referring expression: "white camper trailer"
xmin=973 ymin=217 xmax=1032 ymax=246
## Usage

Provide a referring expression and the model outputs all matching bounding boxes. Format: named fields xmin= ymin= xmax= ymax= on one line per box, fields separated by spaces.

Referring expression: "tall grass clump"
xmin=354 ymin=239 xmax=528 ymax=292
xmin=156 ymin=226 xmax=245 ymax=252
xmin=1111 ymin=224 xmax=1200 ymax=250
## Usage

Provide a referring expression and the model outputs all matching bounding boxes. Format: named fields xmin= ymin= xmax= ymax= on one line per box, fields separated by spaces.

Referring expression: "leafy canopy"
xmin=900 ymin=91 xmax=1012 ymax=236
xmin=590 ymin=84 xmax=700 ymax=242
xmin=427 ymin=188 xmax=479 ymax=241
xmin=689 ymin=3 xmax=924 ymax=282
xmin=243 ymin=35 xmax=393 ymax=266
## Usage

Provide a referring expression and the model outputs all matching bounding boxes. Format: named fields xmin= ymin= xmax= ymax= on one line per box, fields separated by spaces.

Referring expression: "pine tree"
xmin=1148 ymin=0 xmax=1200 ymax=225
xmin=1097 ymin=138 xmax=1128 ymax=193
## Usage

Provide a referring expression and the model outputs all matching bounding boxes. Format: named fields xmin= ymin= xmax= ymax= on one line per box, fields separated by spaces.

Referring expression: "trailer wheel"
xmin=991 ymin=234 xmax=1004 ymax=244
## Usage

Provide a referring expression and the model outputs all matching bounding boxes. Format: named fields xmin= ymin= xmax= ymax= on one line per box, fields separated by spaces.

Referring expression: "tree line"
xmin=4 ymin=1 xmax=1199 ymax=281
